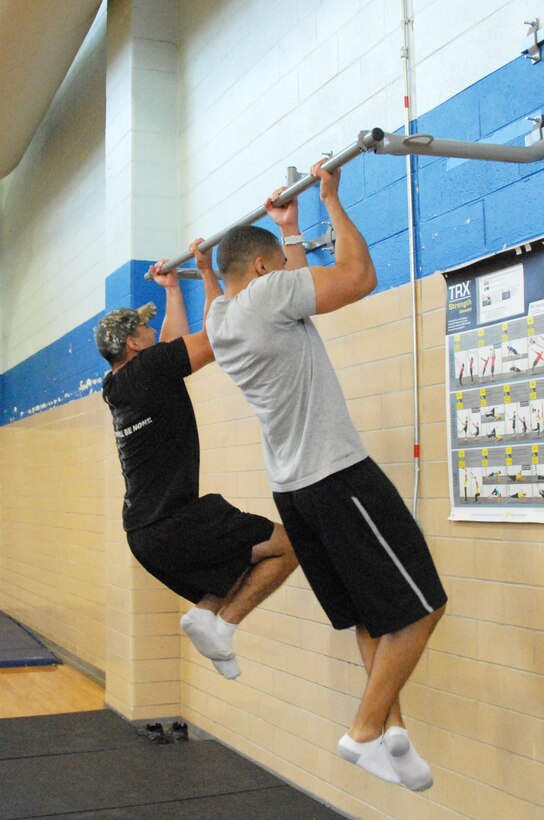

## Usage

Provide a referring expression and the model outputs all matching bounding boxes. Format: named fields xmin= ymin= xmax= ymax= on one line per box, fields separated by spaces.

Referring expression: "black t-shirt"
xmin=102 ymin=337 xmax=199 ymax=531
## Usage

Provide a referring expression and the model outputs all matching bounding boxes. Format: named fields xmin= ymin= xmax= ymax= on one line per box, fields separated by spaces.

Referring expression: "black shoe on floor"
xmin=137 ymin=722 xmax=167 ymax=743
xmin=168 ymin=721 xmax=189 ymax=742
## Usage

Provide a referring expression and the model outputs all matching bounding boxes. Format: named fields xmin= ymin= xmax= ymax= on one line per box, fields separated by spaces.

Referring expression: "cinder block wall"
xmin=0 ymin=394 xmax=106 ymax=671
xmin=181 ymin=273 xmax=544 ymax=819
xmin=1 ymin=265 xmax=542 ymax=817
xmin=1 ymin=1 xmax=544 ymax=817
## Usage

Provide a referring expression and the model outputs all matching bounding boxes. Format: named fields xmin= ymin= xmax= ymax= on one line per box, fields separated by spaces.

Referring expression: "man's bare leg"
xmin=181 ymin=524 xmax=297 ymax=677
xmin=350 ymin=607 xmax=444 ymax=742
xmin=338 ymin=606 xmax=444 ymax=789
xmin=193 ymin=570 xmax=248 ymax=616
xmin=355 ymin=627 xmax=404 ymax=732
xmin=218 ymin=524 xmax=297 ymax=623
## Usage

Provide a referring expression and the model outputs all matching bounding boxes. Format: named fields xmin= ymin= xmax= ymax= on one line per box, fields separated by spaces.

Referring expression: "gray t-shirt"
xmin=206 ymin=267 xmax=367 ymax=492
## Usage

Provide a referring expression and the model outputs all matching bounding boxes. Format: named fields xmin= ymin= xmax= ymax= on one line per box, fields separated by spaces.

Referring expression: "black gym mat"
xmin=0 ymin=710 xmax=134 ymax=760
xmin=0 ymin=710 xmax=346 ymax=820
xmin=0 ymin=613 xmax=60 ymax=668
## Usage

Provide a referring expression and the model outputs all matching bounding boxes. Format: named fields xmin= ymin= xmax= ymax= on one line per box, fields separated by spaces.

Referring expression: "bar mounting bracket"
xmin=303 ymin=222 xmax=335 ymax=254
xmin=286 ymin=166 xmax=305 ymax=186
xmin=521 ymin=19 xmax=544 ymax=63
xmin=526 ymin=115 xmax=544 ymax=146
xmin=286 ymin=154 xmax=335 ymax=252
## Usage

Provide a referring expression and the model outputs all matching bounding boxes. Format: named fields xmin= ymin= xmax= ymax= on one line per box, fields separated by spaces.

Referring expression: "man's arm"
xmin=190 ymin=237 xmax=223 ymax=324
xmin=308 ymin=159 xmax=376 ymax=315
xmin=149 ymin=244 xmax=222 ymax=374
xmin=265 ymin=188 xmax=308 ymax=271
xmin=179 ymin=239 xmax=223 ymax=374
xmin=264 ymin=161 xmax=376 ymax=314
xmin=147 ymin=259 xmax=190 ymax=342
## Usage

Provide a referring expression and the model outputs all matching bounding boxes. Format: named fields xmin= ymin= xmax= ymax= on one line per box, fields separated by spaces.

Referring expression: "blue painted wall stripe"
xmin=1 ymin=55 xmax=543 ymax=425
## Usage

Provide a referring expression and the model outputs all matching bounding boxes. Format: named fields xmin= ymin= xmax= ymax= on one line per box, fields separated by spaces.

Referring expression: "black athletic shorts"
xmin=127 ymin=494 xmax=275 ymax=603
xmin=274 ymin=458 xmax=447 ymax=637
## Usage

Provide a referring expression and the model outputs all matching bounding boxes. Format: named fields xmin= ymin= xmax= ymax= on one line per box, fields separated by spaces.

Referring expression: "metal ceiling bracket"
xmin=521 ymin=19 xmax=543 ymax=63
xmin=303 ymin=222 xmax=335 ymax=253
xmin=525 ymin=115 xmax=544 ymax=146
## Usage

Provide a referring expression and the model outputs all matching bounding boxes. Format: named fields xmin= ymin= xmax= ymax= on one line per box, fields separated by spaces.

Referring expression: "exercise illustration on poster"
xmin=445 ymin=241 xmax=544 ymax=522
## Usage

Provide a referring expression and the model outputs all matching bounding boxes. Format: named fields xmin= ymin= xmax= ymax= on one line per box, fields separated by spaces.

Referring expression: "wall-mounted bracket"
xmin=286 ymin=166 xmax=306 ymax=186
xmin=525 ymin=115 xmax=544 ymax=146
xmin=521 ymin=19 xmax=543 ymax=63
xmin=286 ymin=155 xmax=335 ymax=253
xmin=303 ymin=222 xmax=335 ymax=253
xmin=286 ymin=152 xmax=332 ymax=187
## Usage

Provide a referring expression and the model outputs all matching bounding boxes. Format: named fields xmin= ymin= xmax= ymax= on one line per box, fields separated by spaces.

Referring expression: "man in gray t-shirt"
xmin=205 ymin=160 xmax=446 ymax=790
xmin=206 ymin=263 xmax=367 ymax=492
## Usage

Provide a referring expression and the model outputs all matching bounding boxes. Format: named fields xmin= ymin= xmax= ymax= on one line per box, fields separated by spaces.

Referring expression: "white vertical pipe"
xmin=400 ymin=0 xmax=421 ymax=519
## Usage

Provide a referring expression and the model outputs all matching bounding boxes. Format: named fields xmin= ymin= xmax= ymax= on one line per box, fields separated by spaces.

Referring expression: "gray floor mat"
xmin=0 ymin=710 xmax=345 ymax=820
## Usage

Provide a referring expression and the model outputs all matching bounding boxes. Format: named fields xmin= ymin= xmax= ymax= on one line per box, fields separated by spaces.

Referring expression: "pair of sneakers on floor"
xmin=181 ymin=607 xmax=432 ymax=791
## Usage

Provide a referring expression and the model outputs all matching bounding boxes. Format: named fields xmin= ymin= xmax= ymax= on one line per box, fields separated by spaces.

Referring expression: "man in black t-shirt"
xmin=95 ymin=246 xmax=297 ymax=679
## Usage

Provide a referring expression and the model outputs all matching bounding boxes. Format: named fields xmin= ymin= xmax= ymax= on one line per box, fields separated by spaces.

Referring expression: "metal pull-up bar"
xmin=372 ymin=128 xmax=544 ymax=163
xmin=143 ymin=130 xmax=381 ymax=280
xmin=144 ymin=125 xmax=544 ymax=280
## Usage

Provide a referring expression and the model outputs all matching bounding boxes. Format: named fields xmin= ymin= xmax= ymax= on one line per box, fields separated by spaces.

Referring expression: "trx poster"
xmin=445 ymin=238 xmax=544 ymax=522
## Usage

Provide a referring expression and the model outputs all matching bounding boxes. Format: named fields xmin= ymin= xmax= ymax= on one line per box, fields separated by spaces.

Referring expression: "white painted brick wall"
xmin=0 ymin=5 xmax=107 ymax=372
xmin=176 ymin=0 xmax=541 ymax=247
xmin=415 ymin=0 xmax=542 ymax=114
xmin=1 ymin=0 xmax=540 ymax=371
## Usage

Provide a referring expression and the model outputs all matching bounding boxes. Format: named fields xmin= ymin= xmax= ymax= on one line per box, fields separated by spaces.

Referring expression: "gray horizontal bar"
xmin=146 ymin=125 xmax=544 ymax=281
xmin=144 ymin=129 xmax=384 ymax=279
xmin=373 ymin=130 xmax=544 ymax=163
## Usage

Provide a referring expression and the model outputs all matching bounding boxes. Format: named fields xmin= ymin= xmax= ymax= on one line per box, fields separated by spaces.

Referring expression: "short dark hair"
xmin=217 ymin=225 xmax=280 ymax=278
xmin=101 ymin=345 xmax=128 ymax=367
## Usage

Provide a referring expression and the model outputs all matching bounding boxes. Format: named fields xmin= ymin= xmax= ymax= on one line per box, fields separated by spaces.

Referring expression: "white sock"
xmin=383 ymin=727 xmax=433 ymax=791
xmin=212 ymin=656 xmax=241 ymax=680
xmin=180 ymin=608 xmax=234 ymax=661
xmin=338 ymin=733 xmax=401 ymax=785
xmin=216 ymin=614 xmax=237 ymax=642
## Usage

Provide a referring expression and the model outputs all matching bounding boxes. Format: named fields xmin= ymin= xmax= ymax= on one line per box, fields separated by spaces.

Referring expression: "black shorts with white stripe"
xmin=274 ymin=457 xmax=447 ymax=636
